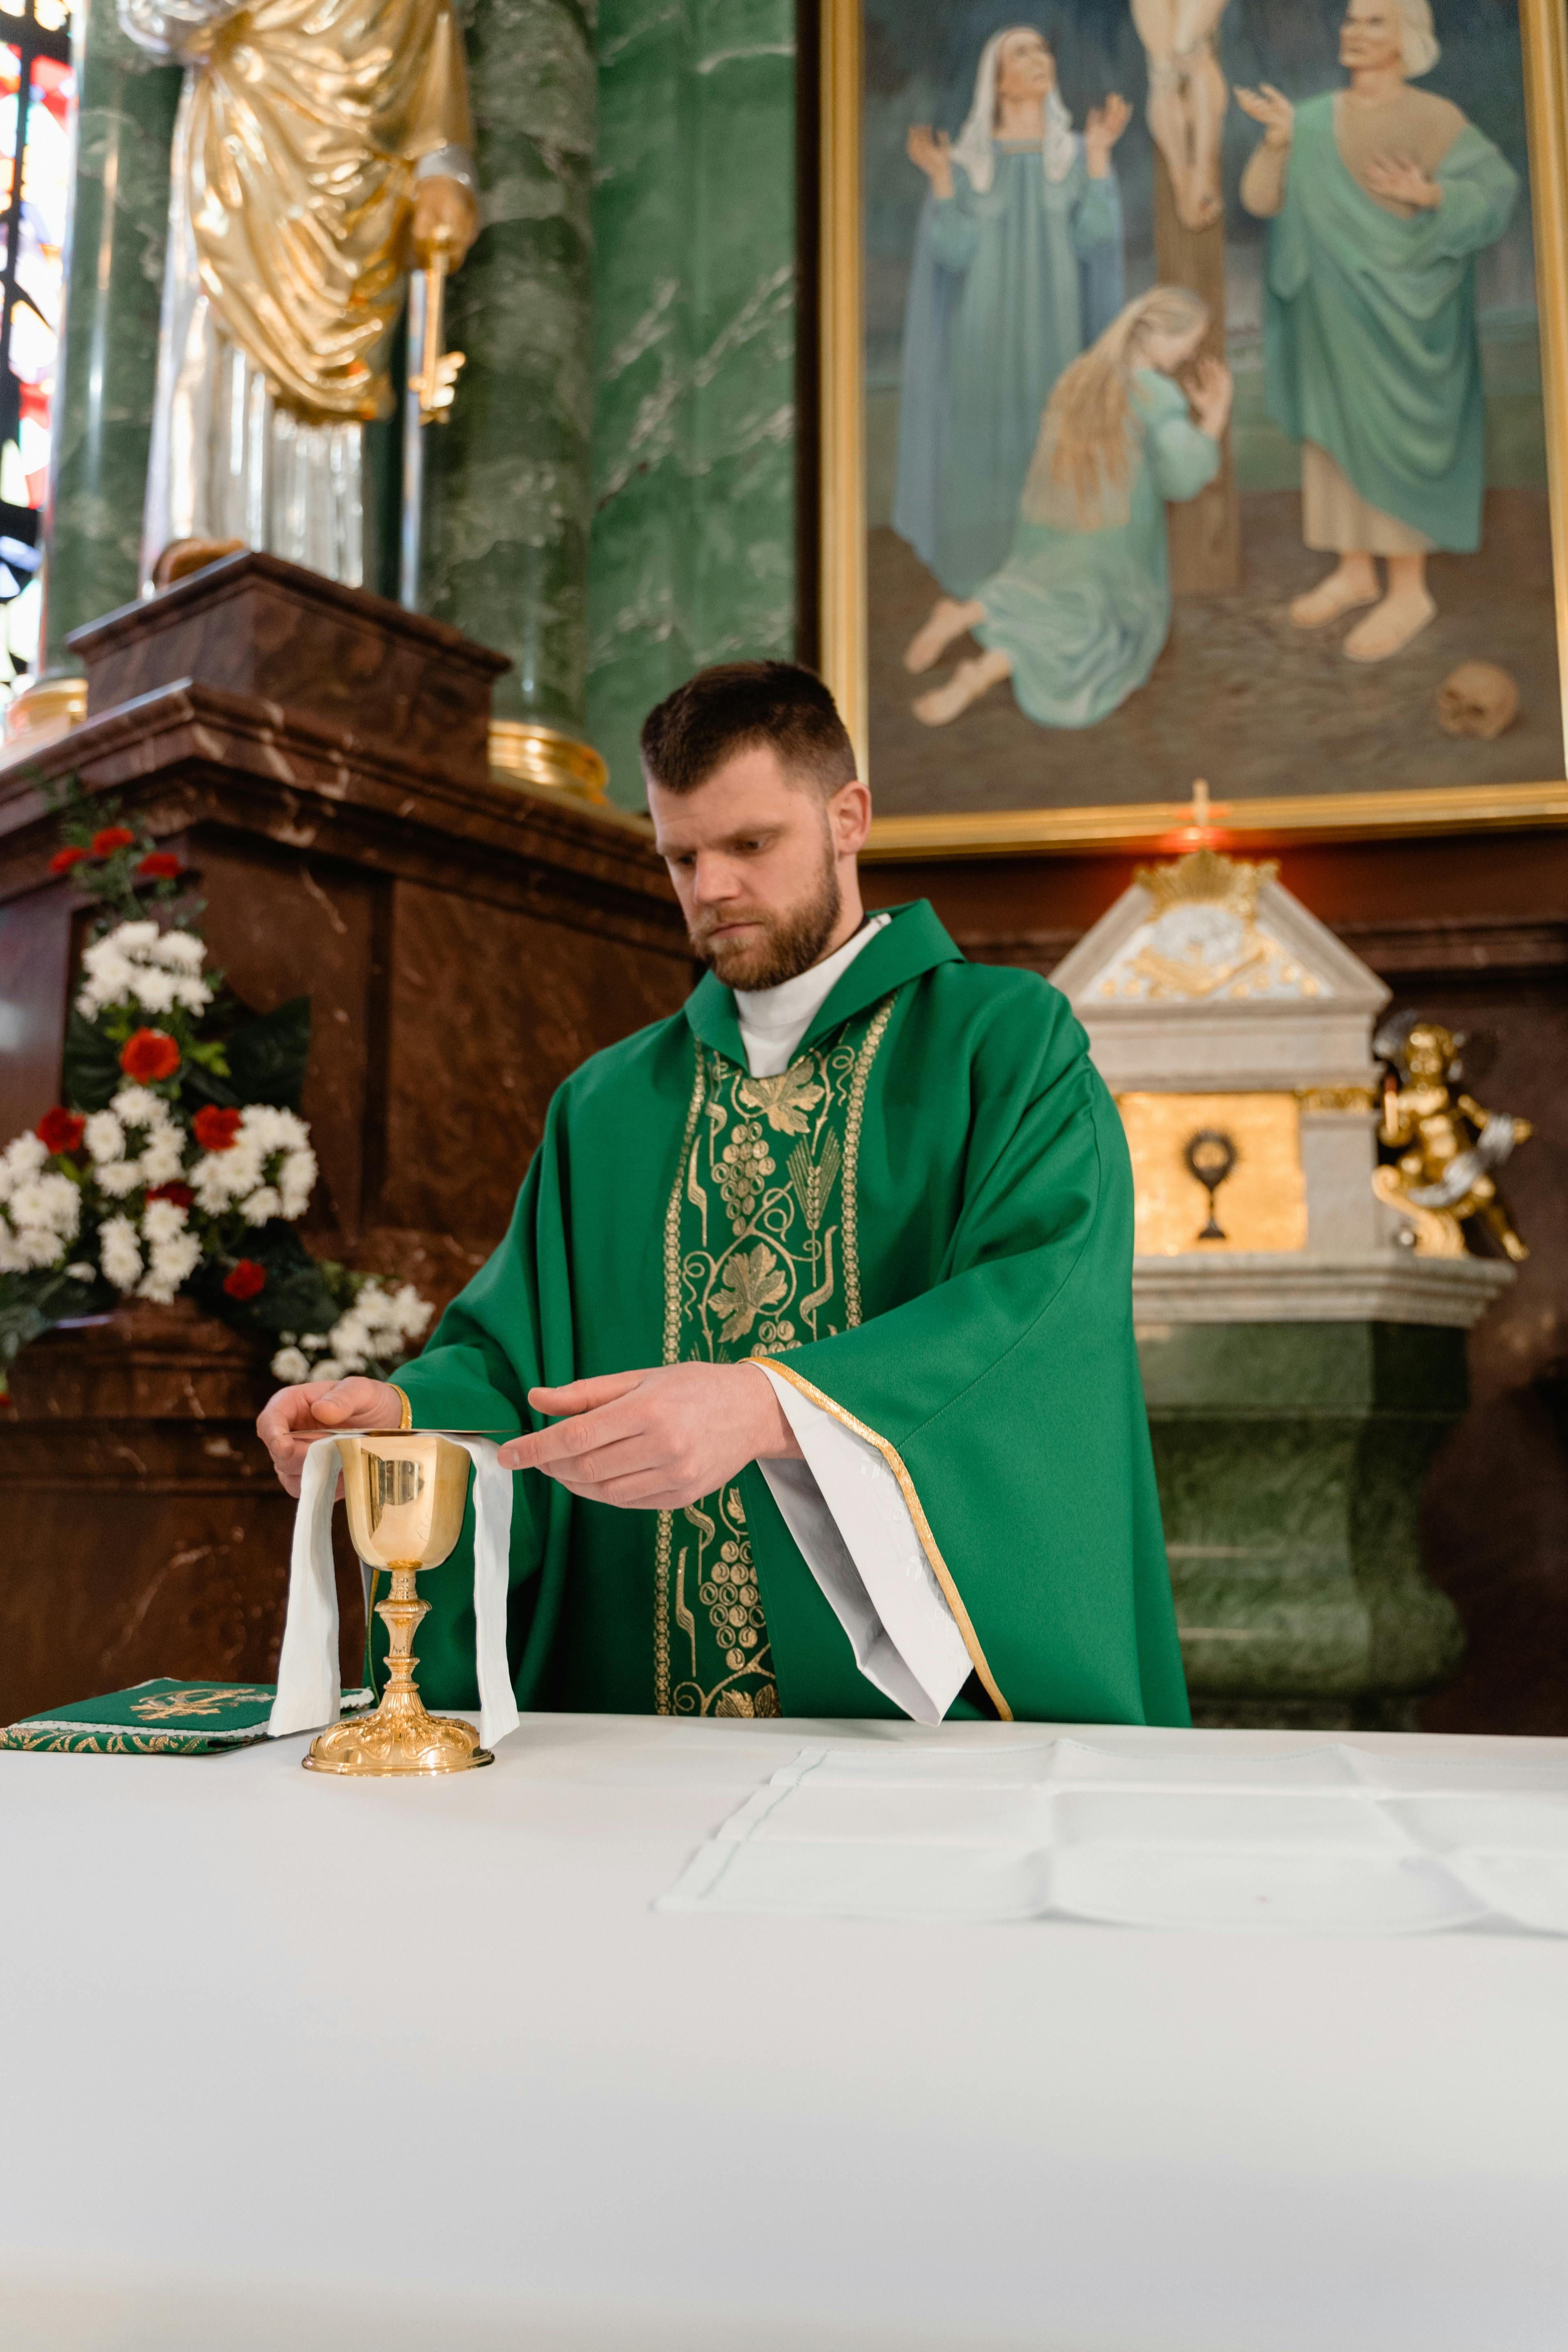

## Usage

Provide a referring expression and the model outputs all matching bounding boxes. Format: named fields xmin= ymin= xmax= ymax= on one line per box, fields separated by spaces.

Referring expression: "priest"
xmin=258 ymin=663 xmax=1187 ymax=1726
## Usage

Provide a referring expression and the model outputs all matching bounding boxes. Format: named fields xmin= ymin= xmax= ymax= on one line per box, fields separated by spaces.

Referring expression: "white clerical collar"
xmin=735 ymin=912 xmax=891 ymax=1079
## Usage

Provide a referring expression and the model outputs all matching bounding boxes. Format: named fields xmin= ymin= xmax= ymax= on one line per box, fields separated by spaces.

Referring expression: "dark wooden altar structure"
xmin=0 ymin=554 xmax=690 ymax=1722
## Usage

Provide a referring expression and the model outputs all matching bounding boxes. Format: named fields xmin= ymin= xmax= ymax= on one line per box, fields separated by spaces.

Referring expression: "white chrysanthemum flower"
xmin=83 ymin=1112 xmax=126 ymax=1166
xmin=9 ymin=1174 xmax=80 ymax=1237
xmin=13 ymin=1224 xmax=67 ymax=1269
xmin=76 ymin=948 xmax=136 ymax=1018
xmin=78 ymin=920 xmax=213 ymax=1020
xmin=306 ymin=1280 xmax=434 ymax=1376
xmin=3 ymin=1132 xmax=47 ymax=1181
xmin=277 ymin=1147 xmax=316 ymax=1219
xmin=246 ymin=1105 xmax=309 ymax=1154
xmin=308 ymin=1358 xmax=345 ymax=1382
xmin=391 ymin=1285 xmax=434 ymax=1338
xmin=128 ymin=966 xmax=178 ymax=1014
xmin=65 ymin=1261 xmax=97 ymax=1283
xmin=271 ymin=1345 xmax=311 ymax=1382
xmin=188 ymin=1107 xmax=315 ymax=1223
xmin=190 ymin=1160 xmax=231 ymax=1214
xmin=140 ymin=1126 xmax=186 ymax=1185
xmin=155 ymin=930 xmax=205 ymax=968
xmin=98 ymin=1160 xmax=144 ymax=1198
xmin=111 ymin=1086 xmax=165 ymax=1130
xmin=139 ymin=1231 xmax=201 ymax=1302
xmin=0 ymin=1230 xmax=24 ymax=1273
xmin=141 ymin=1196 xmax=188 ymax=1246
xmin=300 ymin=1334 xmax=328 ymax=1350
xmin=100 ymin=1215 xmax=143 ymax=1291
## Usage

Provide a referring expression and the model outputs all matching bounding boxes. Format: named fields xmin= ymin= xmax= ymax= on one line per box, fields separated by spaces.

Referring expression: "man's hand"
xmin=499 ymin=1362 xmax=803 ymax=1511
xmin=258 ymin=1377 xmax=403 ymax=1499
xmin=412 ymin=174 xmax=479 ymax=268
xmin=1235 ymin=83 xmax=1294 ymax=149
xmin=1364 ymin=151 xmax=1441 ymax=212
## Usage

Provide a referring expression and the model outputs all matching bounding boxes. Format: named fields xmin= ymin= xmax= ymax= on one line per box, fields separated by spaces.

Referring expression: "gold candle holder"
xmin=304 ymin=1430 xmax=493 ymax=1776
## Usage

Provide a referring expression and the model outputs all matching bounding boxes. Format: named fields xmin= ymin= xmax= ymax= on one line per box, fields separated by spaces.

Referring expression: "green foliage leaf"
xmin=185 ymin=996 xmax=312 ymax=1113
xmin=0 ymin=1297 xmax=52 ymax=1375
xmin=0 ymin=1267 xmax=111 ymax=1376
xmin=61 ymin=1008 xmax=126 ymax=1113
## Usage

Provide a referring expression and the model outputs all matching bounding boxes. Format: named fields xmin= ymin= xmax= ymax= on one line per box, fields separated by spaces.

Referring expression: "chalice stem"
xmin=377 ymin=1565 xmax=429 ymax=1714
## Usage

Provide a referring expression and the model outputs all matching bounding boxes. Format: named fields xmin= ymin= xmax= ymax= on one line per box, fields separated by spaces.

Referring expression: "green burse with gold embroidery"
xmin=393 ymin=901 xmax=1189 ymax=1726
xmin=0 ymin=1679 xmax=372 ymax=1754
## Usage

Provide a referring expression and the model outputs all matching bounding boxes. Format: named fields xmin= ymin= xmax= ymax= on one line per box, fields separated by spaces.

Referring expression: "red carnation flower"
xmin=49 ymin=846 xmax=88 ymax=875
xmin=90 ymin=826 xmax=136 ymax=857
xmin=119 ymin=1027 xmax=181 ymax=1082
xmin=223 ymin=1259 xmax=266 ymax=1302
xmin=146 ymin=1180 xmax=195 ymax=1208
xmin=36 ymin=1106 xmax=86 ymax=1156
xmin=193 ymin=1105 xmax=243 ymax=1152
xmin=136 ymin=851 xmax=182 ymax=881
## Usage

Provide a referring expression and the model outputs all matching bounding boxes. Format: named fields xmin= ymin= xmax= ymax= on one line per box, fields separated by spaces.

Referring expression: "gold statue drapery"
xmin=120 ymin=0 xmax=475 ymax=587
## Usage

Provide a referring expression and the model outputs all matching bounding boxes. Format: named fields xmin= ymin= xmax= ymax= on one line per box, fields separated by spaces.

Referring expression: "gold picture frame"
xmin=819 ymin=0 xmax=1568 ymax=859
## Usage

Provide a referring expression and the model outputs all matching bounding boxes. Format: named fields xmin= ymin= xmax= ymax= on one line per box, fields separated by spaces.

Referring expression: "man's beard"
xmin=691 ymin=840 xmax=843 ymax=991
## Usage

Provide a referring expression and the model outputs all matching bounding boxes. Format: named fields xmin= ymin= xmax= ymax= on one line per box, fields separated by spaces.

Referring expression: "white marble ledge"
xmin=1133 ymin=1250 xmax=1516 ymax=1328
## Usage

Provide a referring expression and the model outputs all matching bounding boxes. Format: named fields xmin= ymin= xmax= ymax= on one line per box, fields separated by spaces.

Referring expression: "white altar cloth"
xmin=658 ymin=1736 xmax=1568 ymax=1934
xmin=3 ymin=1714 xmax=1566 ymax=2352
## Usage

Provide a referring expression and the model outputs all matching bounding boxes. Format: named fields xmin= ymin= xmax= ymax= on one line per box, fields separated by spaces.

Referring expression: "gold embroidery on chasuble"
xmin=654 ymin=997 xmax=896 ymax=1716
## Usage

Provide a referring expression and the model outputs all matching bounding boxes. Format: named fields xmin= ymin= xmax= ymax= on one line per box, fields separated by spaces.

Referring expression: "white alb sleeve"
xmin=757 ymin=1369 xmax=973 ymax=1724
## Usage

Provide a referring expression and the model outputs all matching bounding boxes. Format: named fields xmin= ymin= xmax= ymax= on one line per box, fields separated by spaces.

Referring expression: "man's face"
xmin=649 ymin=743 xmax=866 ymax=990
xmin=1340 ymin=0 xmax=1404 ymax=73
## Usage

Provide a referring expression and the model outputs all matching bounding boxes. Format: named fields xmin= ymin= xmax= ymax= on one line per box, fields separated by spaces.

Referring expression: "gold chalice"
xmin=304 ymin=1430 xmax=492 ymax=1776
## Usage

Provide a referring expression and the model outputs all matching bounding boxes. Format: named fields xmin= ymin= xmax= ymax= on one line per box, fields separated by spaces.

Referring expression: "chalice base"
xmin=304 ymin=1689 xmax=493 ymax=1776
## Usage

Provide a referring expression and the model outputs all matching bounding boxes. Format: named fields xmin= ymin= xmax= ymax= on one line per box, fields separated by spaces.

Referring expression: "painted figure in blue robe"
xmin=1237 ymin=0 xmax=1519 ymax=664
xmin=894 ymin=26 xmax=1130 ymax=602
xmin=903 ymin=285 xmax=1230 ymax=732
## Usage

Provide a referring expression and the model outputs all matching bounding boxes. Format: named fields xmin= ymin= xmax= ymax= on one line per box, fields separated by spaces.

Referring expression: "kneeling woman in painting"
xmin=905 ymin=284 xmax=1230 ymax=730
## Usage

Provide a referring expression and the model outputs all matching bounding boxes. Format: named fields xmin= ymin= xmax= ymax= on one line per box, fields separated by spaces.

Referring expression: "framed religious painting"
xmin=815 ymin=0 xmax=1568 ymax=854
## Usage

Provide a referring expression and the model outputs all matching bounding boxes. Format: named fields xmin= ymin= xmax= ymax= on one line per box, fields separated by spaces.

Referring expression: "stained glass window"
xmin=0 ymin=0 xmax=74 ymax=707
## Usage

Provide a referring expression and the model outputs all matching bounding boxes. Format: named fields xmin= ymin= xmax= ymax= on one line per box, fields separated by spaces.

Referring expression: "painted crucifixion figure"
xmin=1132 ymin=0 xmax=1232 ymax=232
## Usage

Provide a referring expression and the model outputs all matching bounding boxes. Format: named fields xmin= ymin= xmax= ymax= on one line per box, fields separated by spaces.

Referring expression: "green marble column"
xmin=43 ymin=0 xmax=180 ymax=667
xmin=420 ymin=0 xmax=596 ymax=745
xmin=1141 ymin=1320 xmax=1468 ymax=1731
xmin=587 ymin=0 xmax=797 ymax=807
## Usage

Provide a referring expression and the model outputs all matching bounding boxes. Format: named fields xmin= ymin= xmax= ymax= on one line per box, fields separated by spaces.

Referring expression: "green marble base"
xmin=1139 ymin=1321 xmax=1468 ymax=1730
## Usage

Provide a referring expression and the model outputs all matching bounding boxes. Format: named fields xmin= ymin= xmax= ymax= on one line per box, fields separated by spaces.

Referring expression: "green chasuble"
xmin=392 ymin=901 xmax=1189 ymax=1726
xmin=1264 ymin=95 xmax=1517 ymax=553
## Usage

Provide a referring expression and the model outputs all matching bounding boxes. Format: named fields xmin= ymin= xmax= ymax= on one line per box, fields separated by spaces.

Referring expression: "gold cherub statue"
xmin=1372 ymin=1015 xmax=1531 ymax=1262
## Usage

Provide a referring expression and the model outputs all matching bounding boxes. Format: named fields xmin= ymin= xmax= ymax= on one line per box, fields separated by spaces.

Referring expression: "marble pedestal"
xmin=0 ymin=555 xmax=691 ymax=1720
xmin=1137 ymin=1253 xmax=1515 ymax=1728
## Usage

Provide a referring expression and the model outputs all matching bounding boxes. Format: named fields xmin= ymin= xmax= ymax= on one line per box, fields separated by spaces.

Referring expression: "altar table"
xmin=2 ymin=1713 xmax=1565 ymax=2352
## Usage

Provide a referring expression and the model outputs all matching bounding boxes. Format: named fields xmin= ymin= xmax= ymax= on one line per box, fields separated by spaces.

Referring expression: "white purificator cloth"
xmin=736 ymin=913 xmax=970 ymax=1723
xmin=657 ymin=1737 xmax=1568 ymax=1937
xmin=267 ymin=1433 xmax=519 ymax=1753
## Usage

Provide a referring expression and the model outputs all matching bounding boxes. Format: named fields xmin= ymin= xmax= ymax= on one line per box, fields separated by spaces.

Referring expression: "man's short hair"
xmin=639 ymin=661 xmax=858 ymax=797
